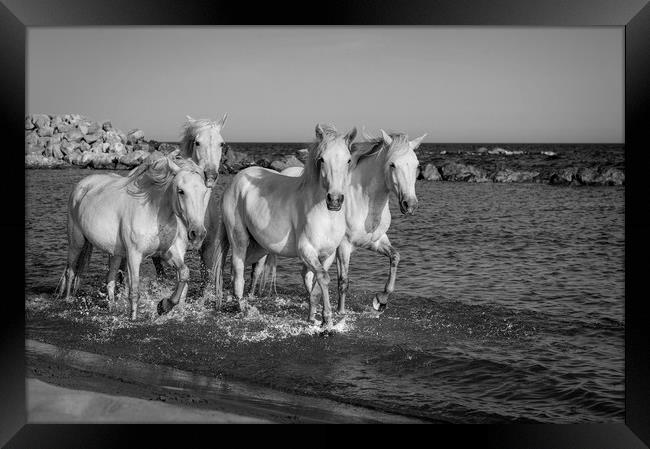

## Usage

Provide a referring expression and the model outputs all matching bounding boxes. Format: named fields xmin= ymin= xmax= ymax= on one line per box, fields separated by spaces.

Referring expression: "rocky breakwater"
xmin=24 ymin=114 xmax=178 ymax=170
xmin=417 ymin=146 xmax=624 ymax=186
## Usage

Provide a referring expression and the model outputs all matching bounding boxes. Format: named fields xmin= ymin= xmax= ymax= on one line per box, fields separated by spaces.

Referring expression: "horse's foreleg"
xmin=301 ymin=249 xmax=335 ymax=328
xmin=336 ymin=240 xmax=353 ymax=314
xmin=126 ymin=252 xmax=143 ymax=321
xmin=157 ymin=254 xmax=189 ymax=315
xmin=106 ymin=255 xmax=122 ymax=311
xmin=369 ymin=234 xmax=400 ymax=312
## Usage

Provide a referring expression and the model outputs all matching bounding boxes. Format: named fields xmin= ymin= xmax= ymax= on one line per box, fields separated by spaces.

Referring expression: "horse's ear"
xmin=167 ymin=157 xmax=181 ymax=174
xmin=380 ymin=129 xmax=393 ymax=146
xmin=360 ymin=125 xmax=375 ymax=141
xmin=345 ymin=127 xmax=357 ymax=146
xmin=409 ymin=133 xmax=427 ymax=150
xmin=315 ymin=124 xmax=325 ymax=140
xmin=217 ymin=113 xmax=228 ymax=130
xmin=186 ymin=115 xmax=194 ymax=123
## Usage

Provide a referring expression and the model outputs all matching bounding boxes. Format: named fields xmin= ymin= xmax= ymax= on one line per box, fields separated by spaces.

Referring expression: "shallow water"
xmin=25 ymin=161 xmax=624 ymax=423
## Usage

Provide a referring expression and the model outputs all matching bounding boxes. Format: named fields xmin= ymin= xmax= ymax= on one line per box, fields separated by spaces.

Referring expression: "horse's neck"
xmin=353 ymin=155 xmax=390 ymax=205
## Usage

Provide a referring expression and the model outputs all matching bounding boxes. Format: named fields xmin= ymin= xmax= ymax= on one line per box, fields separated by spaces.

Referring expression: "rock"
xmin=84 ymin=133 xmax=101 ymax=144
xmin=51 ymin=115 xmax=64 ymax=131
xmin=117 ymin=130 xmax=128 ymax=144
xmin=118 ymin=150 xmax=150 ymax=167
xmin=493 ymin=169 xmax=540 ymax=183
xmin=157 ymin=142 xmax=180 ymax=155
xmin=440 ymin=150 xmax=447 ymax=155
xmin=102 ymin=121 xmax=112 ymax=131
xmin=420 ymin=163 xmax=442 ymax=181
xmin=147 ymin=140 xmax=161 ymax=151
xmin=133 ymin=142 xmax=151 ymax=153
xmin=49 ymin=134 xmax=62 ymax=145
xmin=222 ymin=148 xmax=256 ymax=173
xmin=79 ymin=141 xmax=91 ymax=153
xmin=599 ymin=167 xmax=625 ymax=186
xmin=60 ymin=140 xmax=80 ymax=155
xmin=37 ymin=126 xmax=54 ymax=137
xmin=86 ymin=121 xmax=101 ymax=135
xmin=31 ymin=114 xmax=51 ymax=129
xmin=90 ymin=141 xmax=104 ymax=153
xmin=77 ymin=123 xmax=89 ymax=135
xmin=38 ymin=136 xmax=51 ymax=148
xmin=488 ymin=147 xmax=523 ymax=156
xmin=109 ymin=142 xmax=127 ymax=155
xmin=51 ymin=144 xmax=64 ymax=160
xmin=89 ymin=153 xmax=118 ymax=169
xmin=64 ymin=150 xmax=86 ymax=166
xmin=56 ymin=123 xmax=74 ymax=134
xmin=476 ymin=147 xmax=488 ymax=154
xmin=441 ymin=162 xmax=489 ymax=182
xmin=25 ymin=154 xmax=68 ymax=169
xmin=104 ymin=130 xmax=122 ymax=145
xmin=576 ymin=167 xmax=600 ymax=185
xmin=25 ymin=131 xmax=39 ymax=147
xmin=25 ymin=116 xmax=34 ymax=130
xmin=296 ymin=148 xmax=309 ymax=163
xmin=127 ymin=129 xmax=145 ymax=144
xmin=255 ymin=157 xmax=272 ymax=169
xmin=549 ymin=167 xmax=579 ymax=185
xmin=25 ymin=144 xmax=43 ymax=155
xmin=66 ymin=129 xmax=84 ymax=143
xmin=541 ymin=151 xmax=558 ymax=158
xmin=270 ymin=155 xmax=304 ymax=172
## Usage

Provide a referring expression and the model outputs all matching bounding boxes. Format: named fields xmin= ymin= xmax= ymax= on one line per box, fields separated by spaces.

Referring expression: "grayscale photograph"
xmin=24 ymin=26 xmax=624 ymax=423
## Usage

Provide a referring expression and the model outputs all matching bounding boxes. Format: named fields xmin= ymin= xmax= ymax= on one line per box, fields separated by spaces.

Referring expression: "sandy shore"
xmin=26 ymin=339 xmax=425 ymax=424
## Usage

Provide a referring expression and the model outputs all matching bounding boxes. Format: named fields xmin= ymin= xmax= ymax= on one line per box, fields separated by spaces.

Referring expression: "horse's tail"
xmin=211 ymin=218 xmax=230 ymax=308
xmin=55 ymin=239 xmax=93 ymax=298
xmin=259 ymin=254 xmax=278 ymax=297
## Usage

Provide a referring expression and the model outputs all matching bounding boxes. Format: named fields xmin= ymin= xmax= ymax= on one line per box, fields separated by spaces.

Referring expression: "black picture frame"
xmin=3 ymin=0 xmax=649 ymax=447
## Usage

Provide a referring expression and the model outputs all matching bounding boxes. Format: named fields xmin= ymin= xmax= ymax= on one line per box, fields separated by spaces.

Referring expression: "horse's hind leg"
xmin=368 ymin=234 xmax=400 ymax=312
xmin=152 ymin=255 xmax=167 ymax=279
xmin=335 ymin=239 xmax=353 ymax=314
xmin=250 ymin=258 xmax=265 ymax=298
xmin=59 ymin=223 xmax=87 ymax=301
xmin=106 ymin=255 xmax=122 ymax=312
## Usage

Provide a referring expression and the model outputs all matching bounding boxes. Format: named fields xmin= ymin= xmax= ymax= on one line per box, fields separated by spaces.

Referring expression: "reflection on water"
xmin=25 ymin=165 xmax=624 ymax=423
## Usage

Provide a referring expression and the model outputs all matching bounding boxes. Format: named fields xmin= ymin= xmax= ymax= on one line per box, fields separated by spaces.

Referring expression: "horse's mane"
xmin=351 ymin=132 xmax=410 ymax=166
xmin=301 ymin=123 xmax=342 ymax=186
xmin=179 ymin=118 xmax=220 ymax=158
xmin=126 ymin=153 xmax=203 ymax=199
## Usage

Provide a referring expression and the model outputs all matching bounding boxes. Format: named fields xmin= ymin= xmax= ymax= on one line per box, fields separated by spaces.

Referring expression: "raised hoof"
xmin=336 ymin=307 xmax=346 ymax=315
xmin=372 ymin=295 xmax=387 ymax=312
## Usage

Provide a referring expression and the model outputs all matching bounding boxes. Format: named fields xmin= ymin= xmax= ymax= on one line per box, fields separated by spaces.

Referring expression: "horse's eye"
xmin=318 ymin=157 xmax=324 ymax=164
xmin=347 ymin=159 xmax=351 ymax=164
xmin=178 ymin=189 xmax=185 ymax=195
xmin=195 ymin=141 xmax=200 ymax=146
xmin=390 ymin=162 xmax=396 ymax=168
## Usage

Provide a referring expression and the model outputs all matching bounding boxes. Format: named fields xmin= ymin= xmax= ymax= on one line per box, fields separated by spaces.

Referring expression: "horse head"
xmin=379 ymin=129 xmax=426 ymax=216
xmin=182 ymin=114 xmax=228 ymax=188
xmin=311 ymin=124 xmax=356 ymax=211
xmin=167 ymin=156 xmax=211 ymax=249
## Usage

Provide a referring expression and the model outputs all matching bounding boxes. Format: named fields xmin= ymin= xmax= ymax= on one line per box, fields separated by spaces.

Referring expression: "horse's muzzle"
xmin=204 ymin=168 xmax=218 ymax=188
xmin=399 ymin=196 xmax=418 ymax=215
xmin=326 ymin=193 xmax=344 ymax=211
xmin=187 ymin=226 xmax=207 ymax=248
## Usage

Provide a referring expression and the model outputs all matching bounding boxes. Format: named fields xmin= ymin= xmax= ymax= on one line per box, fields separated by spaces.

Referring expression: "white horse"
xmin=56 ymin=152 xmax=210 ymax=320
xmin=148 ymin=114 xmax=228 ymax=277
xmin=255 ymin=129 xmax=425 ymax=313
xmin=201 ymin=124 xmax=356 ymax=327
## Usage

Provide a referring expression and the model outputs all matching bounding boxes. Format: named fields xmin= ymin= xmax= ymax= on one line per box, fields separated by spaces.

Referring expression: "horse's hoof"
xmin=372 ymin=295 xmax=387 ymax=312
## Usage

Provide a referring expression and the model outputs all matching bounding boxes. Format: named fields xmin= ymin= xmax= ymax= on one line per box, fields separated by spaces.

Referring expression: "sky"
xmin=27 ymin=27 xmax=623 ymax=143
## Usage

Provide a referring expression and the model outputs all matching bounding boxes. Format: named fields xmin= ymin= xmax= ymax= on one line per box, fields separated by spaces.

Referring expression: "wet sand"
xmin=26 ymin=339 xmax=425 ymax=424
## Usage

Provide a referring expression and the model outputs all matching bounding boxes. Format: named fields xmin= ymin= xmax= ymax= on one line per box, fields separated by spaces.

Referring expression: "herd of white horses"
xmin=56 ymin=115 xmax=426 ymax=328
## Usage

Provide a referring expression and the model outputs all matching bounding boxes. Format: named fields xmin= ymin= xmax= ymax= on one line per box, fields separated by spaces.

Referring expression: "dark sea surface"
xmin=25 ymin=143 xmax=624 ymax=423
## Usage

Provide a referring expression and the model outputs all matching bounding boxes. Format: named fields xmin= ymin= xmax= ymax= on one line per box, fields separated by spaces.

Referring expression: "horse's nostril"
xmin=189 ymin=230 xmax=197 ymax=241
xmin=340 ymin=194 xmax=344 ymax=203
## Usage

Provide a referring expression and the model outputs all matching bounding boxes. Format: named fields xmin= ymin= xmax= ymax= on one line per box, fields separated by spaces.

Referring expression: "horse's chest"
xmin=348 ymin=205 xmax=390 ymax=244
